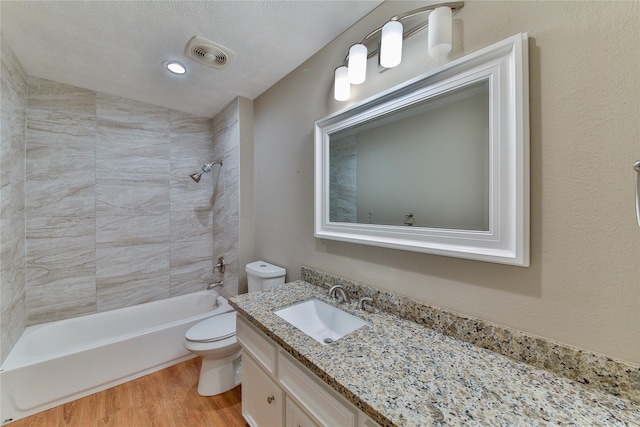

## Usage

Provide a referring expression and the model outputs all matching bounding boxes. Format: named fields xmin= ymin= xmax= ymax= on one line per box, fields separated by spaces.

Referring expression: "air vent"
xmin=185 ymin=36 xmax=235 ymax=70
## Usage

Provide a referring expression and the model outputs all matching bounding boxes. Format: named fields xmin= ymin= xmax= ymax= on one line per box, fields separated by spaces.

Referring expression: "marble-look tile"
xmin=169 ymin=110 xmax=213 ymax=135
xmin=96 ymin=183 xmax=169 ymax=216
xmin=26 ymin=217 xmax=96 ymax=287
xmin=26 ymin=276 xmax=97 ymax=324
xmin=2 ymin=38 xmax=28 ymax=97
xmin=170 ymin=210 xmax=213 ymax=242
xmin=1 ymin=38 xmax=28 ymax=363
xmin=96 ymin=118 xmax=169 ymax=187
xmin=26 ymin=108 xmax=96 ymax=218
xmin=95 ymin=244 xmax=170 ymax=312
xmin=330 ymin=135 xmax=357 ymax=222
xmin=96 ymin=92 xmax=169 ymax=131
xmin=26 ymin=107 xmax=96 ymax=144
xmin=27 ymin=297 xmax=97 ymax=325
xmin=28 ymin=77 xmax=96 ymax=117
xmin=26 ymin=179 xmax=95 ymax=218
xmin=25 ymin=215 xmax=96 ymax=325
xmin=170 ymin=238 xmax=215 ymax=296
xmin=96 ymin=214 xmax=170 ymax=248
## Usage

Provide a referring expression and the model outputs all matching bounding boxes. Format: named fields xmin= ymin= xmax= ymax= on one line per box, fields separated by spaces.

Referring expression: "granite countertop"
xmin=229 ymin=281 xmax=640 ymax=426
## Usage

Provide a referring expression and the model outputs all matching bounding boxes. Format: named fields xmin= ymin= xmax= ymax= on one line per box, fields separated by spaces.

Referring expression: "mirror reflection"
xmin=329 ymin=79 xmax=490 ymax=231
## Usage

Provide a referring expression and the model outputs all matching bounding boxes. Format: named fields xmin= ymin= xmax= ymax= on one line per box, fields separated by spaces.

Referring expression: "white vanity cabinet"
xmin=236 ymin=315 xmax=379 ymax=427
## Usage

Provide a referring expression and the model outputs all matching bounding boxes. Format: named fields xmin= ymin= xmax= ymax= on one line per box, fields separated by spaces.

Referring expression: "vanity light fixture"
xmin=334 ymin=66 xmax=351 ymax=101
xmin=380 ymin=20 xmax=403 ymax=69
xmin=164 ymin=60 xmax=187 ymax=75
xmin=334 ymin=1 xmax=464 ymax=101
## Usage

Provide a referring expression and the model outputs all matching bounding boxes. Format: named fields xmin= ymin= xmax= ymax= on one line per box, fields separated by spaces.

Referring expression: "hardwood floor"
xmin=9 ymin=357 xmax=248 ymax=427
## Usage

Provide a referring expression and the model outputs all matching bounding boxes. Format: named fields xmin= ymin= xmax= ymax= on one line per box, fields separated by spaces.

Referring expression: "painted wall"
xmin=252 ymin=1 xmax=640 ymax=364
xmin=0 ymin=38 xmax=27 ymax=363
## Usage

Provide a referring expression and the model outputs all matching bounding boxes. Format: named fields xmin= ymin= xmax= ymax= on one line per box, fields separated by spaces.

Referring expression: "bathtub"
xmin=0 ymin=290 xmax=233 ymax=424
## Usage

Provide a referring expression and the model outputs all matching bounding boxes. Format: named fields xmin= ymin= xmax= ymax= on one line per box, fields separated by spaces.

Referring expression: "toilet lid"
xmin=186 ymin=312 xmax=236 ymax=343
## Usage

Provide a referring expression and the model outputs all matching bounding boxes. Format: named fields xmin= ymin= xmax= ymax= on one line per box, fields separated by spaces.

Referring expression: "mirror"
xmin=315 ymin=34 xmax=530 ymax=266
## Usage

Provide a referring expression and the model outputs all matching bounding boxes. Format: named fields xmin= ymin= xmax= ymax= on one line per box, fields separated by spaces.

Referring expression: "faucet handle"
xmin=358 ymin=297 xmax=373 ymax=311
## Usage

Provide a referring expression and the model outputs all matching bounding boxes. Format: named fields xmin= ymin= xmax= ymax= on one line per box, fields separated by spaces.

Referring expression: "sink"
xmin=274 ymin=299 xmax=368 ymax=345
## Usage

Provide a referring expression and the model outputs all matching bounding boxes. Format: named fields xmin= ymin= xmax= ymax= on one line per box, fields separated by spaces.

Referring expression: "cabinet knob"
xmin=267 ymin=395 xmax=275 ymax=404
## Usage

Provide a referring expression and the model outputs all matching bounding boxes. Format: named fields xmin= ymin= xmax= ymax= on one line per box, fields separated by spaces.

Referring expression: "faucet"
xmin=328 ymin=284 xmax=351 ymax=304
xmin=207 ymin=281 xmax=223 ymax=291
xmin=358 ymin=297 xmax=373 ymax=311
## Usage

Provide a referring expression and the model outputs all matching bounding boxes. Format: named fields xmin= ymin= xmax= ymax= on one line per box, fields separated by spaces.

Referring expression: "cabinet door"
xmin=286 ymin=397 xmax=320 ymax=427
xmin=242 ymin=353 xmax=284 ymax=427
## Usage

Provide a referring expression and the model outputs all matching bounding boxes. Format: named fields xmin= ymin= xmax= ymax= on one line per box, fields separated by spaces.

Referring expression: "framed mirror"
xmin=314 ymin=33 xmax=529 ymax=266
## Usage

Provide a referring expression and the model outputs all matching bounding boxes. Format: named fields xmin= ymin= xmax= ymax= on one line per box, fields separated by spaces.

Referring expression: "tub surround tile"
xmin=27 ymin=77 xmax=96 ymax=117
xmin=26 ymin=217 xmax=96 ymax=288
xmin=95 ymin=244 xmax=170 ymax=312
xmin=169 ymin=238 xmax=215 ymax=295
xmin=16 ymin=74 xmax=238 ymax=330
xmin=96 ymin=120 xmax=170 ymax=187
xmin=96 ymin=93 xmax=169 ymax=131
xmin=1 ymin=38 xmax=28 ymax=363
xmin=27 ymin=297 xmax=97 ymax=325
xmin=96 ymin=214 xmax=170 ymax=248
xmin=26 ymin=276 xmax=97 ymax=323
xmin=230 ymin=280 xmax=640 ymax=427
xmin=170 ymin=210 xmax=213 ymax=242
xmin=96 ymin=183 xmax=169 ymax=216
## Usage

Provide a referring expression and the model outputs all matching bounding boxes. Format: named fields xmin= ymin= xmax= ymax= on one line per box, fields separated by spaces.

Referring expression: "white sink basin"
xmin=274 ymin=299 xmax=368 ymax=345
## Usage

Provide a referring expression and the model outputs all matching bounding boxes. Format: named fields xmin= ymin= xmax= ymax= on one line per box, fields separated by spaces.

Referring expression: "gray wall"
xmin=252 ymin=1 xmax=640 ymax=364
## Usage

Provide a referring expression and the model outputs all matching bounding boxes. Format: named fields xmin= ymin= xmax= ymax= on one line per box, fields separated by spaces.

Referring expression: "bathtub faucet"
xmin=207 ymin=281 xmax=223 ymax=291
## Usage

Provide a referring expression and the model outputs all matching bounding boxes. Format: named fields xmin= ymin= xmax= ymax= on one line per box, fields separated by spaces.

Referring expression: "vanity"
xmin=237 ymin=313 xmax=377 ymax=427
xmin=230 ymin=270 xmax=640 ymax=427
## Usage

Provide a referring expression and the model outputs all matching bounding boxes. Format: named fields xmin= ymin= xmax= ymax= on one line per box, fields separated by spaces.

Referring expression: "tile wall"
xmin=24 ymin=77 xmax=238 ymax=325
xmin=0 ymin=38 xmax=28 ymax=363
xmin=1 ymin=40 xmax=245 ymax=361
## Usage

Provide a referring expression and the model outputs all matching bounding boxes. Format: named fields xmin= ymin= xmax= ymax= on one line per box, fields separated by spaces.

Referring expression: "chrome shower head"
xmin=190 ymin=161 xmax=223 ymax=183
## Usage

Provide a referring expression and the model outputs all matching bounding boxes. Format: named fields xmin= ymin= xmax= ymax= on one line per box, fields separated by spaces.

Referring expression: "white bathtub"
xmin=0 ymin=291 xmax=233 ymax=424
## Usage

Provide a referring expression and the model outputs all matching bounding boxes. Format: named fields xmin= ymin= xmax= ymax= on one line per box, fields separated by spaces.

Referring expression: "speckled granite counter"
xmin=230 ymin=281 xmax=640 ymax=426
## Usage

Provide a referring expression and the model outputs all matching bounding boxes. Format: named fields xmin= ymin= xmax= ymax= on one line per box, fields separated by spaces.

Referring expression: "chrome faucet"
xmin=328 ymin=284 xmax=351 ymax=304
xmin=207 ymin=281 xmax=223 ymax=291
xmin=358 ymin=297 xmax=373 ymax=311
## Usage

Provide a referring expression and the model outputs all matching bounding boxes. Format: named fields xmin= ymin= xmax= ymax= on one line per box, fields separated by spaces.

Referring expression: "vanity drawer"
xmin=237 ymin=314 xmax=278 ymax=375
xmin=278 ymin=352 xmax=356 ymax=427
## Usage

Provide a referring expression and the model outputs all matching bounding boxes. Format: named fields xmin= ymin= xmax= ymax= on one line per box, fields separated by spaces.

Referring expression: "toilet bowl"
xmin=184 ymin=261 xmax=286 ymax=396
xmin=183 ymin=312 xmax=242 ymax=396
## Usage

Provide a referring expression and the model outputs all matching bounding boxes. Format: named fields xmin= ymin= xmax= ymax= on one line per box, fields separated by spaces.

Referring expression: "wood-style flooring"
xmin=9 ymin=357 xmax=248 ymax=427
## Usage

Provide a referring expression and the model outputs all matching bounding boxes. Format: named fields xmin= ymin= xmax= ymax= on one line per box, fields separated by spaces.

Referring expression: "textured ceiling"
xmin=1 ymin=1 xmax=383 ymax=118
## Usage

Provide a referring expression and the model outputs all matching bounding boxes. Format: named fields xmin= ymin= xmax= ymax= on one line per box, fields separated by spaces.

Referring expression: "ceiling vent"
xmin=184 ymin=36 xmax=235 ymax=70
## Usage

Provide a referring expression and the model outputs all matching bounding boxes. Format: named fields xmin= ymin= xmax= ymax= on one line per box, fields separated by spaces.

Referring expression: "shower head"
xmin=190 ymin=161 xmax=222 ymax=183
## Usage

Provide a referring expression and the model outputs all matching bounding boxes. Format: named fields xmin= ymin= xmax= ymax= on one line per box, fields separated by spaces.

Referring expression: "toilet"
xmin=184 ymin=260 xmax=286 ymax=396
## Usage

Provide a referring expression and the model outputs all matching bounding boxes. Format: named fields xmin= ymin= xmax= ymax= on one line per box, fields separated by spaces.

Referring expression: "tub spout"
xmin=207 ymin=281 xmax=223 ymax=291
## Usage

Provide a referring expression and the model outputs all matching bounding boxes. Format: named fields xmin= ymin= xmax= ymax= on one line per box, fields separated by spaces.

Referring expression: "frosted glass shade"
xmin=334 ymin=66 xmax=350 ymax=101
xmin=428 ymin=6 xmax=452 ymax=57
xmin=380 ymin=21 xmax=403 ymax=68
xmin=348 ymin=44 xmax=367 ymax=84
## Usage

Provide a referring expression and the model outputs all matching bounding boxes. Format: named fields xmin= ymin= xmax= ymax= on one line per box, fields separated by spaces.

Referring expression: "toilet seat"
xmin=186 ymin=312 xmax=236 ymax=343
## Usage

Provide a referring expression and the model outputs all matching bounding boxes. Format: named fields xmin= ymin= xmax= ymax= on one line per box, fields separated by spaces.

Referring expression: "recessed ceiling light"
xmin=164 ymin=61 xmax=186 ymax=75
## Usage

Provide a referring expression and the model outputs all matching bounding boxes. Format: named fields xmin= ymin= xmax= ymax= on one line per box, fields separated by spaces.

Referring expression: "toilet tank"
xmin=246 ymin=261 xmax=286 ymax=292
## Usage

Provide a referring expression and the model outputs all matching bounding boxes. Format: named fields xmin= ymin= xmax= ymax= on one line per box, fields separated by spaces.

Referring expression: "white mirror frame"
xmin=314 ymin=33 xmax=529 ymax=266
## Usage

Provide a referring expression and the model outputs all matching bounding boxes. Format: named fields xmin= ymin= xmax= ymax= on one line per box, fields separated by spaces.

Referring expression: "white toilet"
xmin=184 ymin=261 xmax=286 ymax=396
